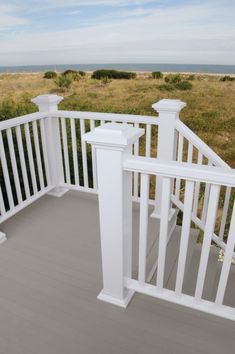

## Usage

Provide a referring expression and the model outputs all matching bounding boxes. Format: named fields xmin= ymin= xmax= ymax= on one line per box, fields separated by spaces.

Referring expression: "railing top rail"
xmin=0 ymin=112 xmax=47 ymax=130
xmin=53 ymin=110 xmax=159 ymax=126
xmin=176 ymin=120 xmax=230 ymax=169
xmin=124 ymin=156 xmax=235 ymax=187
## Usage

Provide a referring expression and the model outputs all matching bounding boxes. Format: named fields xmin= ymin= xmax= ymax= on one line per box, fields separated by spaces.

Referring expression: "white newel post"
xmin=32 ymin=95 xmax=68 ymax=197
xmin=83 ymin=123 xmax=144 ymax=307
xmin=151 ymin=99 xmax=186 ymax=218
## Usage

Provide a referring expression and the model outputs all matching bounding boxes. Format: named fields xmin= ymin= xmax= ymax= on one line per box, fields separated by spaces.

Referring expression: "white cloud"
xmin=0 ymin=1 xmax=234 ymax=65
xmin=0 ymin=5 xmax=28 ymax=30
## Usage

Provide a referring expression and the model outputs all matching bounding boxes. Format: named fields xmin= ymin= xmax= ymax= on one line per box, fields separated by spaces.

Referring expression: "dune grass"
xmin=0 ymin=71 xmax=234 ymax=167
xmin=0 ymin=71 xmax=234 ymax=240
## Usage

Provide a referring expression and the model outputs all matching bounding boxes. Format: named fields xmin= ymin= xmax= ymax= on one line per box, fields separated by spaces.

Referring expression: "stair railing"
xmin=84 ymin=122 xmax=235 ymax=321
xmin=173 ymin=120 xmax=232 ymax=253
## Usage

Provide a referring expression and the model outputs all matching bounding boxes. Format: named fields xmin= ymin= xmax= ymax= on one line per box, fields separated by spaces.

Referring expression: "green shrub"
xmin=0 ymin=94 xmax=36 ymax=121
xmin=175 ymin=81 xmax=193 ymax=90
xmin=158 ymin=84 xmax=175 ymax=91
xmin=44 ymin=71 xmax=57 ymax=79
xmin=91 ymin=69 xmax=136 ymax=80
xmin=152 ymin=71 xmax=163 ymax=79
xmin=62 ymin=69 xmax=81 ymax=81
xmin=101 ymin=77 xmax=112 ymax=85
xmin=165 ymin=74 xmax=182 ymax=84
xmin=63 ymin=69 xmax=77 ymax=75
xmin=54 ymin=74 xmax=73 ymax=90
xmin=159 ymin=74 xmax=192 ymax=91
xmin=78 ymin=70 xmax=86 ymax=77
xmin=220 ymin=76 xmax=235 ymax=82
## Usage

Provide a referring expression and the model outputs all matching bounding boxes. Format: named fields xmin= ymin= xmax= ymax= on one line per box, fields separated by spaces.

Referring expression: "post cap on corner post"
xmin=83 ymin=122 xmax=144 ymax=150
xmin=31 ymin=94 xmax=64 ymax=112
xmin=152 ymin=99 xmax=186 ymax=117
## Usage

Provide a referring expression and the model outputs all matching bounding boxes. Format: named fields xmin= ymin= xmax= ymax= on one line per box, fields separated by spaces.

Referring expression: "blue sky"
xmin=0 ymin=0 xmax=234 ymax=66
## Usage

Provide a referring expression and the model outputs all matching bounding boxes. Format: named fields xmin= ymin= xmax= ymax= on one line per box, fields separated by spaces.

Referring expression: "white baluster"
xmin=32 ymin=121 xmax=45 ymax=190
xmin=195 ymin=184 xmax=220 ymax=300
xmin=175 ymin=180 xmax=195 ymax=296
xmin=61 ymin=118 xmax=71 ymax=184
xmin=39 ymin=119 xmax=51 ymax=187
xmin=187 ymin=142 xmax=193 ymax=163
xmin=138 ymin=173 xmax=150 ymax=286
xmin=156 ymin=177 xmax=172 ymax=289
xmin=216 ymin=201 xmax=235 ymax=305
xmin=24 ymin=123 xmax=38 ymax=195
xmin=133 ymin=123 xmax=139 ymax=198
xmin=219 ymin=187 xmax=231 ymax=242
xmin=90 ymin=120 xmax=97 ymax=189
xmin=16 ymin=125 xmax=30 ymax=199
xmin=175 ymin=133 xmax=184 ymax=200
xmin=145 ymin=124 xmax=151 ymax=158
xmin=192 ymin=151 xmax=203 ymax=216
xmin=80 ymin=119 xmax=89 ymax=188
xmin=0 ymin=131 xmax=14 ymax=208
xmin=6 ymin=128 xmax=23 ymax=204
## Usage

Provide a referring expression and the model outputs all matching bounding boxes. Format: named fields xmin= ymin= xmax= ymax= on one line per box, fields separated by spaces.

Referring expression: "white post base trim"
xmin=0 ymin=232 xmax=7 ymax=244
xmin=151 ymin=207 xmax=176 ymax=220
xmin=97 ymin=289 xmax=135 ymax=308
xmin=48 ymin=187 xmax=69 ymax=198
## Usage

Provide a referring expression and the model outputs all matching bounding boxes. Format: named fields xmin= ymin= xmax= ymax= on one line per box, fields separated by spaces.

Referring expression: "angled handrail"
xmin=175 ymin=120 xmax=230 ymax=169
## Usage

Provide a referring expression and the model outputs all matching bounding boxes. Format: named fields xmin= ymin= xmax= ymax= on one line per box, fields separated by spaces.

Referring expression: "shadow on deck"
xmin=0 ymin=191 xmax=234 ymax=354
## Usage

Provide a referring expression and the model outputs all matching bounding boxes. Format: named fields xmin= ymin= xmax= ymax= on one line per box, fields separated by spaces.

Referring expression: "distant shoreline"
xmin=0 ymin=63 xmax=235 ymax=75
xmin=0 ymin=71 xmax=234 ymax=77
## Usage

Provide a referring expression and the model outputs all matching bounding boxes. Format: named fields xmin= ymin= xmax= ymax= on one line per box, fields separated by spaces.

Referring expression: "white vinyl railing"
xmin=0 ymin=112 xmax=53 ymax=224
xmin=124 ymin=157 xmax=235 ymax=321
xmin=52 ymin=110 xmax=159 ymax=198
xmin=0 ymin=95 xmax=159 ymax=226
xmin=0 ymin=94 xmax=234 ymax=321
xmin=84 ymin=123 xmax=235 ymax=321
xmin=173 ymin=120 xmax=232 ymax=251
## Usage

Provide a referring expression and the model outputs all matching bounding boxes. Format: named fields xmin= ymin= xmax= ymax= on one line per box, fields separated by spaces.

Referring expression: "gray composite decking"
xmin=0 ymin=191 xmax=234 ymax=354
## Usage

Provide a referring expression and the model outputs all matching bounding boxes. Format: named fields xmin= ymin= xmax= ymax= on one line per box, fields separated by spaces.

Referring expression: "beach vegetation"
xmin=54 ymin=74 xmax=73 ymax=90
xmin=0 ymin=72 xmax=234 ymax=170
xmin=91 ymin=69 xmax=136 ymax=80
xmin=158 ymin=84 xmax=175 ymax=91
xmin=101 ymin=77 xmax=112 ymax=85
xmin=160 ymin=75 xmax=192 ymax=90
xmin=0 ymin=71 xmax=234 ymax=242
xmin=175 ymin=81 xmax=193 ymax=90
xmin=220 ymin=75 xmax=235 ymax=82
xmin=165 ymin=73 xmax=182 ymax=84
xmin=62 ymin=69 xmax=82 ymax=81
xmin=152 ymin=71 xmax=163 ymax=79
xmin=0 ymin=94 xmax=36 ymax=121
xmin=44 ymin=71 xmax=57 ymax=79
xmin=78 ymin=70 xmax=86 ymax=77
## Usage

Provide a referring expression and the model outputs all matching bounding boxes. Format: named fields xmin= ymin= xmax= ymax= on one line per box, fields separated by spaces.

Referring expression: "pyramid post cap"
xmin=31 ymin=94 xmax=64 ymax=106
xmin=152 ymin=99 xmax=186 ymax=113
xmin=83 ymin=122 xmax=144 ymax=149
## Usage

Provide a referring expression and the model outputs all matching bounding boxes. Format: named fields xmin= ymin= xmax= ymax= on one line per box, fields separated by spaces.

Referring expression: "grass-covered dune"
xmin=0 ymin=71 xmax=234 ymax=168
xmin=0 ymin=71 xmax=234 ymax=240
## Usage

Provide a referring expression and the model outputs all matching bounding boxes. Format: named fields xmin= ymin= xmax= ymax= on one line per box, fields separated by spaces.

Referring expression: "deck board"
xmin=0 ymin=191 xmax=234 ymax=354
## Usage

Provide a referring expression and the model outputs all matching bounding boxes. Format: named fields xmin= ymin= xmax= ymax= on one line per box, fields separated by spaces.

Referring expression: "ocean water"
xmin=0 ymin=63 xmax=234 ymax=74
